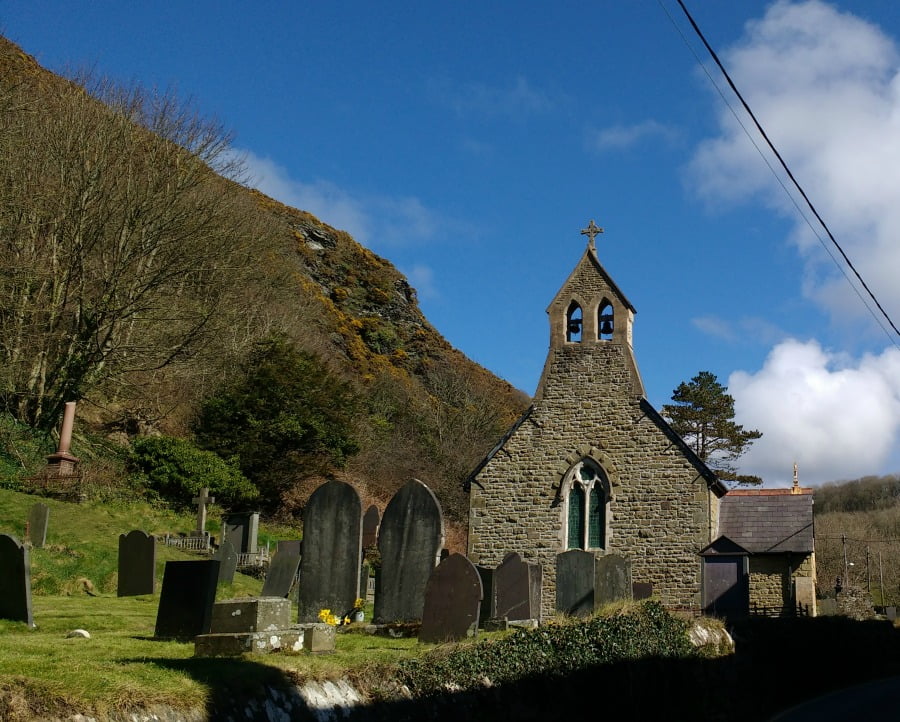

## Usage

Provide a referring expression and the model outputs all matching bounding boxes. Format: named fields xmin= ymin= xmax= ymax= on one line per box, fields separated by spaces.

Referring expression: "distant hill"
xmin=0 ymin=36 xmax=530 ymax=534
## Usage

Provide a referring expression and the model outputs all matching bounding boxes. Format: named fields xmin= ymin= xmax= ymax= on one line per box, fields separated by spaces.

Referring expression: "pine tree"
xmin=661 ymin=371 xmax=763 ymax=486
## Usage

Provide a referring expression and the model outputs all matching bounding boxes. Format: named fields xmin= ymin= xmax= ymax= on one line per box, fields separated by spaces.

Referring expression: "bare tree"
xmin=0 ymin=66 xmax=277 ymax=429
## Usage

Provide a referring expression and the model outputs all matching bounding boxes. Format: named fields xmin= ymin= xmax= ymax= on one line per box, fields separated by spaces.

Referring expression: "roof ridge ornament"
xmin=580 ymin=219 xmax=604 ymax=250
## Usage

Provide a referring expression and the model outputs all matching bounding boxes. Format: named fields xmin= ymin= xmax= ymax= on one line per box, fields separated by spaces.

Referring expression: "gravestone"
xmin=28 ymin=503 xmax=50 ymax=548
xmin=495 ymin=552 xmax=542 ymax=622
xmin=117 ymin=529 xmax=156 ymax=596
xmin=261 ymin=546 xmax=301 ymax=598
xmin=214 ymin=540 xmax=238 ymax=585
xmin=297 ymin=479 xmax=363 ymax=623
xmin=223 ymin=511 xmax=260 ymax=555
xmin=476 ymin=564 xmax=496 ymax=623
xmin=362 ymin=504 xmax=380 ymax=549
xmin=595 ymin=554 xmax=632 ymax=606
xmin=555 ymin=549 xmax=597 ymax=617
xmin=276 ymin=539 xmax=302 ymax=557
xmin=419 ymin=553 xmax=482 ymax=643
xmin=374 ymin=478 xmax=444 ymax=624
xmin=154 ymin=560 xmax=220 ymax=639
xmin=0 ymin=534 xmax=34 ymax=626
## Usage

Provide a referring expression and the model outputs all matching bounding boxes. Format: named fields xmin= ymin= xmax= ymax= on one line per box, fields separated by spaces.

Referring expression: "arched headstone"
xmin=374 ymin=478 xmax=444 ymax=624
xmin=117 ymin=529 xmax=156 ymax=596
xmin=420 ymin=553 xmax=482 ymax=643
xmin=297 ymin=479 xmax=363 ymax=622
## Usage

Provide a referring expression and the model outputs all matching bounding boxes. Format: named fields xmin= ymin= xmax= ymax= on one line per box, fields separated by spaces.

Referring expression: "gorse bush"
xmin=128 ymin=435 xmax=258 ymax=510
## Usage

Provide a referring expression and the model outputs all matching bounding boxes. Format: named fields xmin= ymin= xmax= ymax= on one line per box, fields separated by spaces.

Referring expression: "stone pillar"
xmin=46 ymin=401 xmax=80 ymax=476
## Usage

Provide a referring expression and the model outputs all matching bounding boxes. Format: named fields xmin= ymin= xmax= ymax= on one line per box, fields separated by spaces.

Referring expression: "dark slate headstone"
xmin=362 ymin=504 xmax=380 ymax=549
xmin=632 ymin=582 xmax=653 ymax=601
xmin=223 ymin=511 xmax=259 ymax=554
xmin=117 ymin=529 xmax=156 ymax=597
xmin=0 ymin=534 xmax=34 ymax=626
xmin=596 ymin=554 xmax=632 ymax=606
xmin=297 ymin=479 xmax=363 ymax=622
xmin=276 ymin=539 xmax=302 ymax=557
xmin=154 ymin=560 xmax=220 ymax=639
xmin=374 ymin=478 xmax=444 ymax=624
xmin=214 ymin=540 xmax=238 ymax=585
xmin=495 ymin=552 xmax=542 ymax=622
xmin=886 ymin=606 xmax=897 ymax=621
xmin=476 ymin=565 xmax=496 ymax=624
xmin=556 ymin=549 xmax=596 ymax=617
xmin=419 ymin=553 xmax=482 ymax=643
xmin=28 ymin=503 xmax=50 ymax=548
xmin=261 ymin=547 xmax=301 ymax=599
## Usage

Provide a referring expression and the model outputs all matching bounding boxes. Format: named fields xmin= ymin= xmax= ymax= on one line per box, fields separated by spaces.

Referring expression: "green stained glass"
xmin=568 ymin=485 xmax=585 ymax=549
xmin=588 ymin=485 xmax=604 ymax=548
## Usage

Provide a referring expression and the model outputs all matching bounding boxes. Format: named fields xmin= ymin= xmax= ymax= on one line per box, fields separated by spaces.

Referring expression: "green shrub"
xmin=128 ymin=435 xmax=258 ymax=510
xmin=192 ymin=335 xmax=360 ymax=507
xmin=395 ymin=601 xmax=696 ymax=695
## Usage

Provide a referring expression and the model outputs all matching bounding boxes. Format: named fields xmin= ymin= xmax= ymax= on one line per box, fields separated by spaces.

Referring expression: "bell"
xmin=599 ymin=319 xmax=613 ymax=335
xmin=567 ymin=319 xmax=582 ymax=334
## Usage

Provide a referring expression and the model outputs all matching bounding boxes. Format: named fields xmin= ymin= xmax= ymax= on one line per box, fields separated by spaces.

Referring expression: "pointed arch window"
xmin=563 ymin=459 xmax=609 ymax=550
xmin=598 ymin=300 xmax=614 ymax=341
xmin=566 ymin=301 xmax=583 ymax=343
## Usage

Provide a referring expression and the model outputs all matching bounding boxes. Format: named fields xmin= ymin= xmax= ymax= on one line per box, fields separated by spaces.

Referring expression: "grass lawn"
xmin=0 ymin=489 xmax=435 ymax=718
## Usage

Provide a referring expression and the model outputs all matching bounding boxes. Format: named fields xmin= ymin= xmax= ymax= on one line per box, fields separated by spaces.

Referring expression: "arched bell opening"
xmin=598 ymin=299 xmax=614 ymax=341
xmin=566 ymin=301 xmax=583 ymax=343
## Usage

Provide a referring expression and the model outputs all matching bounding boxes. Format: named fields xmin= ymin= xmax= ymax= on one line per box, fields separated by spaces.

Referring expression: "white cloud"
xmin=688 ymin=0 xmax=900 ymax=325
xmin=729 ymin=339 xmax=900 ymax=485
xmin=234 ymin=148 xmax=439 ymax=249
xmin=588 ymin=120 xmax=678 ymax=151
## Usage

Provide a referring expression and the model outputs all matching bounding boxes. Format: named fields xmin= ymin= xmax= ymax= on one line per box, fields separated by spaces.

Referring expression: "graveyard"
xmin=4 ymin=483 xmax=900 ymax=721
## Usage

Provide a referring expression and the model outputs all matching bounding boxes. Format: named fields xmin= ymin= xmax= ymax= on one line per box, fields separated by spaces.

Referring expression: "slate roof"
xmin=717 ymin=489 xmax=814 ymax=554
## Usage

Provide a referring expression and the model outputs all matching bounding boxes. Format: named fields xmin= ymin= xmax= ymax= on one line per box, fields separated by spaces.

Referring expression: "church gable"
xmin=468 ymin=220 xmax=723 ymax=616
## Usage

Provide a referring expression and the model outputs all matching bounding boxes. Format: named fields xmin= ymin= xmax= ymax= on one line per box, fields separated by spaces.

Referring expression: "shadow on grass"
xmin=136 ymin=616 xmax=900 ymax=722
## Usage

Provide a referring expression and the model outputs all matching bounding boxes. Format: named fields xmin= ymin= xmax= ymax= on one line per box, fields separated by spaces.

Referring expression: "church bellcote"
xmin=534 ymin=219 xmax=645 ymax=400
xmin=548 ymin=220 xmax=637 ymax=351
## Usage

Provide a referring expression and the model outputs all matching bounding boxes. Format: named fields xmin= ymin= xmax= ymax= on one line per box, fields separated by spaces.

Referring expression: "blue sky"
xmin=4 ymin=1 xmax=900 ymax=487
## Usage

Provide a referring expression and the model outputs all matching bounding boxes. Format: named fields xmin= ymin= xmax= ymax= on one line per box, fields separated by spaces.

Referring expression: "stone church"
xmin=466 ymin=221 xmax=815 ymax=620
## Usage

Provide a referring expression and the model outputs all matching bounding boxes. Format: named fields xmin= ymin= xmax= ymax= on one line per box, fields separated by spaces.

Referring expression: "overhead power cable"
xmin=666 ymin=0 xmax=900 ymax=345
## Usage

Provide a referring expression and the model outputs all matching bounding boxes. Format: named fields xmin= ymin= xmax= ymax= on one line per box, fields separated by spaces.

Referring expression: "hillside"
xmin=813 ymin=474 xmax=900 ymax=606
xmin=0 ymin=36 xmax=530 ymax=533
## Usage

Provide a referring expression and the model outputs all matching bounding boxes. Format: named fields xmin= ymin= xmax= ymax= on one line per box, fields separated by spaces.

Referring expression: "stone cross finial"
xmin=192 ymin=487 xmax=215 ymax=533
xmin=580 ymin=219 xmax=604 ymax=250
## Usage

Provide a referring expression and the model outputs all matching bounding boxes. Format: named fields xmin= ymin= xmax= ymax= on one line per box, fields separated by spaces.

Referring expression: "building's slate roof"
xmin=717 ymin=490 xmax=814 ymax=554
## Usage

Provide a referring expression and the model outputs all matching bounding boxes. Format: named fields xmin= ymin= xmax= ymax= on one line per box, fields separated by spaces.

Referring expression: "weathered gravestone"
xmin=374 ymin=478 xmax=444 ymax=624
xmin=261 ymin=546 xmax=301 ymax=599
xmin=596 ymin=554 xmax=632 ymax=606
xmin=632 ymin=582 xmax=653 ymax=601
xmin=276 ymin=539 xmax=301 ymax=557
xmin=419 ymin=553 xmax=483 ymax=643
xmin=117 ymin=529 xmax=156 ymax=597
xmin=154 ymin=559 xmax=220 ymax=639
xmin=214 ymin=540 xmax=238 ymax=585
xmin=362 ymin=504 xmax=380 ymax=549
xmin=297 ymin=479 xmax=363 ymax=623
xmin=495 ymin=551 xmax=542 ymax=622
xmin=555 ymin=549 xmax=597 ymax=617
xmin=27 ymin=503 xmax=50 ymax=548
xmin=223 ymin=511 xmax=260 ymax=555
xmin=0 ymin=534 xmax=34 ymax=626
